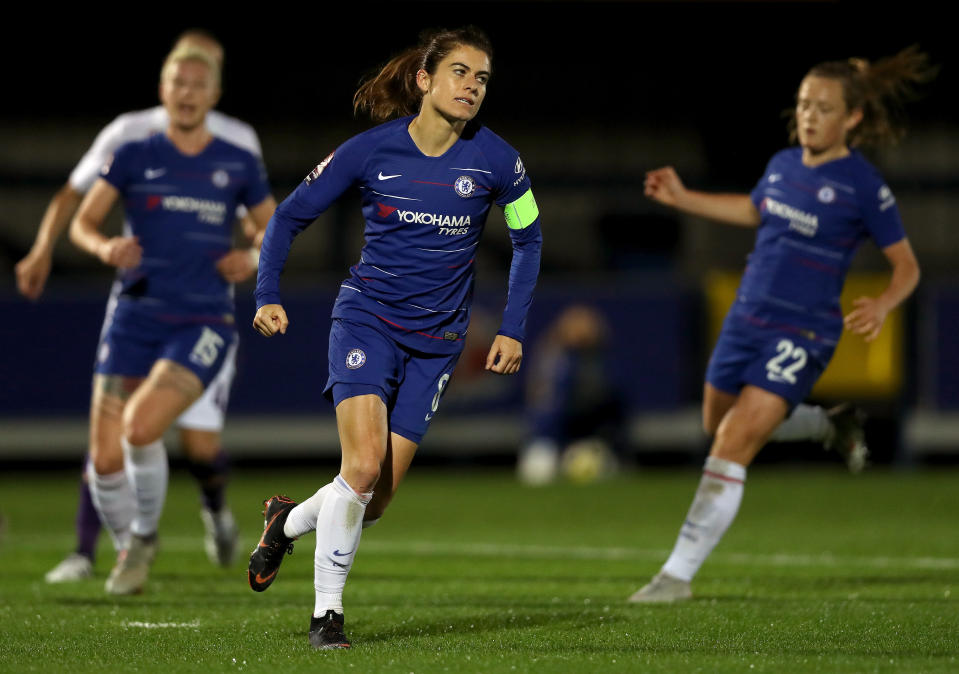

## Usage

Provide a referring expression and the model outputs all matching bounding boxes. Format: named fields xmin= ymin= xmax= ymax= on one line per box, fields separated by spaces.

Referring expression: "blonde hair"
xmin=160 ymin=45 xmax=221 ymax=90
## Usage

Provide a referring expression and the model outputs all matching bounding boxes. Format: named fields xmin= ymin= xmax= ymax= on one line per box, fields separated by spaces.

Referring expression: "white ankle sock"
xmin=313 ymin=474 xmax=372 ymax=617
xmin=121 ymin=438 xmax=168 ymax=538
xmin=662 ymin=456 xmax=746 ymax=582
xmin=768 ymin=404 xmax=830 ymax=444
xmin=86 ymin=464 xmax=134 ymax=551
xmin=284 ymin=484 xmax=332 ymax=539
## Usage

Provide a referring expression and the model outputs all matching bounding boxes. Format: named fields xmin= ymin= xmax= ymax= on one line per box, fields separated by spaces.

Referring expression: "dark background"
xmin=2 ymin=1 xmax=956 ymax=465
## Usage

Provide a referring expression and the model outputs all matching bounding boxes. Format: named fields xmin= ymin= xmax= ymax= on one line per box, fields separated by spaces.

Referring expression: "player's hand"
xmin=98 ymin=236 xmax=142 ymax=269
xmin=644 ymin=166 xmax=687 ymax=208
xmin=485 ymin=334 xmax=522 ymax=375
xmin=253 ymin=304 xmax=289 ymax=337
xmin=844 ymin=296 xmax=887 ymax=342
xmin=14 ymin=249 xmax=52 ymax=300
xmin=216 ymin=248 xmax=257 ymax=283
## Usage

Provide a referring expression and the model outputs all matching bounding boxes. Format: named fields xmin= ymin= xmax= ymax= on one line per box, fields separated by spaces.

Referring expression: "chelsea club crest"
xmin=454 ymin=175 xmax=476 ymax=198
xmin=346 ymin=348 xmax=366 ymax=369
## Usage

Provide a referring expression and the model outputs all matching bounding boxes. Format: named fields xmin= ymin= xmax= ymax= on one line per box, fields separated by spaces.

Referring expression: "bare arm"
xmin=645 ymin=166 xmax=760 ymax=228
xmin=69 ymin=178 xmax=142 ymax=268
xmin=844 ymin=238 xmax=920 ymax=342
xmin=14 ymin=184 xmax=84 ymax=299
xmin=215 ymin=195 xmax=277 ymax=283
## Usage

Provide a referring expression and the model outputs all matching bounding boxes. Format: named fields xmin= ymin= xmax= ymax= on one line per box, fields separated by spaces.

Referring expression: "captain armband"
xmin=503 ymin=189 xmax=539 ymax=230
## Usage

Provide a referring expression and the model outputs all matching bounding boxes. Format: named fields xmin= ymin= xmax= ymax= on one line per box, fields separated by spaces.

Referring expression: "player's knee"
xmin=122 ymin=411 xmax=162 ymax=448
xmin=89 ymin=447 xmax=123 ymax=475
xmin=341 ymin=456 xmax=381 ymax=493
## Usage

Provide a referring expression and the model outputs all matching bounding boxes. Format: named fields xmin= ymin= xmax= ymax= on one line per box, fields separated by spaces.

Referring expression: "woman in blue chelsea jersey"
xmin=630 ymin=48 xmax=932 ymax=603
xmin=69 ymin=45 xmax=276 ymax=596
xmin=247 ymin=27 xmax=542 ymax=648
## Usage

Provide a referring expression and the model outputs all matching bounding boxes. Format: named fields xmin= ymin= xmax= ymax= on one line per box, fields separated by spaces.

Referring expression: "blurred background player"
xmin=22 ymin=30 xmax=264 ymax=583
xmin=247 ymin=26 xmax=542 ymax=648
xmin=629 ymin=47 xmax=932 ymax=603
xmin=68 ymin=44 xmax=275 ymax=594
xmin=517 ymin=304 xmax=625 ymax=485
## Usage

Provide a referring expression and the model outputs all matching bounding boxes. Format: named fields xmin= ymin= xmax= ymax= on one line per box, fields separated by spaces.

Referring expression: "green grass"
xmin=1 ymin=465 xmax=957 ymax=672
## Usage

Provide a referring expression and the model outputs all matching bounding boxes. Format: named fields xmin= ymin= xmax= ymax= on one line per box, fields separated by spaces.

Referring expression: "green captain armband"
xmin=503 ymin=189 xmax=539 ymax=230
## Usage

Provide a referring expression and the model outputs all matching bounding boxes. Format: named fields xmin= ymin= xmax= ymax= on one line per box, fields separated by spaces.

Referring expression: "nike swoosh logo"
xmin=144 ymin=168 xmax=166 ymax=180
xmin=254 ymin=569 xmax=278 ymax=584
xmin=332 ymin=549 xmax=354 ymax=557
xmin=378 ymin=172 xmax=401 ymax=180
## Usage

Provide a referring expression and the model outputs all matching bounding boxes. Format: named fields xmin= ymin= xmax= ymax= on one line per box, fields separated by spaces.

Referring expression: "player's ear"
xmin=415 ymin=69 xmax=431 ymax=95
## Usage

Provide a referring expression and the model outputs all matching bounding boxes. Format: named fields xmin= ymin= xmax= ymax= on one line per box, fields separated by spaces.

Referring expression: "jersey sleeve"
xmin=97 ymin=140 xmax=139 ymax=194
xmin=489 ymin=141 xmax=542 ymax=343
xmin=749 ymin=153 xmax=781 ymax=208
xmin=858 ymin=175 xmax=907 ymax=249
xmin=254 ymin=135 xmax=369 ymax=309
xmin=68 ymin=114 xmax=137 ymax=193
xmin=238 ymin=152 xmax=272 ymax=209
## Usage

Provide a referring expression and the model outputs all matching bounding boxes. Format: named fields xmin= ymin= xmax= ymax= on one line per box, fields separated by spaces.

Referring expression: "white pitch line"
xmin=23 ymin=536 xmax=959 ymax=571
xmin=358 ymin=540 xmax=959 ymax=571
xmin=123 ymin=620 xmax=200 ymax=629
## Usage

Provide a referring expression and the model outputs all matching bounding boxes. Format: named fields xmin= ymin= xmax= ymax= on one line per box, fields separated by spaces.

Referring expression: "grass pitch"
xmin=1 ymin=465 xmax=957 ymax=672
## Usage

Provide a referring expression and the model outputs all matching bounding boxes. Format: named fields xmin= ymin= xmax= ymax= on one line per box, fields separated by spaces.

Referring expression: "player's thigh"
xmin=124 ymin=359 xmax=205 ymax=446
xmin=711 ymin=385 xmax=790 ymax=465
xmin=703 ymin=383 xmax=738 ymax=436
xmin=176 ymin=337 xmax=237 ymax=437
xmin=390 ymin=349 xmax=461 ymax=445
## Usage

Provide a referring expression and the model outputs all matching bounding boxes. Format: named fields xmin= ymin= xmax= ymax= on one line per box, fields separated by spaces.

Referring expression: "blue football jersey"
xmin=257 ymin=116 xmax=543 ymax=353
xmin=736 ymin=147 xmax=906 ymax=345
xmin=101 ymin=134 xmax=271 ymax=321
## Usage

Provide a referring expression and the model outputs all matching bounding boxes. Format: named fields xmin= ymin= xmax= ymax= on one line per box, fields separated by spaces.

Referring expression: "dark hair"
xmin=789 ymin=45 xmax=938 ymax=148
xmin=354 ymin=26 xmax=493 ymax=122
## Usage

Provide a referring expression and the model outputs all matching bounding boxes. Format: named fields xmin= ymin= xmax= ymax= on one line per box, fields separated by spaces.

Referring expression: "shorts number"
xmin=425 ymin=373 xmax=451 ymax=421
xmin=765 ymin=339 xmax=807 ymax=385
xmin=189 ymin=327 xmax=226 ymax=368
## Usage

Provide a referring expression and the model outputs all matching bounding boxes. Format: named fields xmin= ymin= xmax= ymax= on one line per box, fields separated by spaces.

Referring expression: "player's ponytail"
xmin=354 ymin=26 xmax=493 ymax=122
xmin=790 ymin=45 xmax=938 ymax=148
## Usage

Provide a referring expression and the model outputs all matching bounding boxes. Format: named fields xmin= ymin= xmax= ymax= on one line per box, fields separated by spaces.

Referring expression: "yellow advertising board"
xmin=703 ymin=271 xmax=903 ymax=398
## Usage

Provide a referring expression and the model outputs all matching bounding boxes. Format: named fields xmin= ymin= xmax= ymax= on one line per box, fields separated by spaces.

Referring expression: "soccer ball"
xmin=560 ymin=438 xmax=617 ymax=484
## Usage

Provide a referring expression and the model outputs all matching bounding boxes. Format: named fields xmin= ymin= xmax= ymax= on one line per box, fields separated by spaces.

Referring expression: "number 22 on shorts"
xmin=766 ymin=339 xmax=807 ymax=385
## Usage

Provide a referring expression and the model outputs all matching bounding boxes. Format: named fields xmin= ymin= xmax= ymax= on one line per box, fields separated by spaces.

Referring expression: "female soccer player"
xmin=32 ymin=30 xmax=262 ymax=584
xmin=247 ymin=26 xmax=542 ymax=648
xmin=629 ymin=48 xmax=931 ymax=603
xmin=69 ymin=45 xmax=276 ymax=595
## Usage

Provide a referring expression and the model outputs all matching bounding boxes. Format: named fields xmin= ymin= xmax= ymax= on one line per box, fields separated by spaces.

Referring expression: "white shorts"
xmin=176 ymin=338 xmax=237 ymax=432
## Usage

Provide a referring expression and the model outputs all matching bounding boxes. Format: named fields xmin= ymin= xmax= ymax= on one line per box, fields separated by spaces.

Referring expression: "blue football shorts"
xmin=705 ymin=311 xmax=835 ymax=408
xmin=95 ymin=301 xmax=236 ymax=389
xmin=324 ymin=318 xmax=462 ymax=443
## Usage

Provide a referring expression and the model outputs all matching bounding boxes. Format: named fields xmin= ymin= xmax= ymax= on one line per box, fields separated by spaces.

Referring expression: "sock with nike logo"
xmin=313 ymin=474 xmax=372 ymax=617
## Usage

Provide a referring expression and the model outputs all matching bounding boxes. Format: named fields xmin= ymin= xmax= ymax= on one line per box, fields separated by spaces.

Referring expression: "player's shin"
xmin=312 ymin=475 xmax=372 ymax=616
xmin=121 ymin=438 xmax=169 ymax=538
xmin=661 ymin=456 xmax=746 ymax=582
xmin=85 ymin=462 xmax=134 ymax=551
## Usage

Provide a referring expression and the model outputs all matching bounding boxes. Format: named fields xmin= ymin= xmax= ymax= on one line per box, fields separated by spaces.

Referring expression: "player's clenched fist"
xmin=253 ymin=304 xmax=289 ymax=337
xmin=644 ymin=166 xmax=686 ymax=208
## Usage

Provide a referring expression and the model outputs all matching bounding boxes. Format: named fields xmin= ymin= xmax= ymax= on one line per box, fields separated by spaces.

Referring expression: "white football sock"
xmin=284 ymin=484 xmax=332 ymax=539
xmin=661 ymin=456 xmax=746 ymax=582
xmin=768 ymin=404 xmax=831 ymax=444
xmin=86 ymin=464 xmax=134 ymax=552
xmin=121 ymin=438 xmax=168 ymax=538
xmin=313 ymin=474 xmax=372 ymax=617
